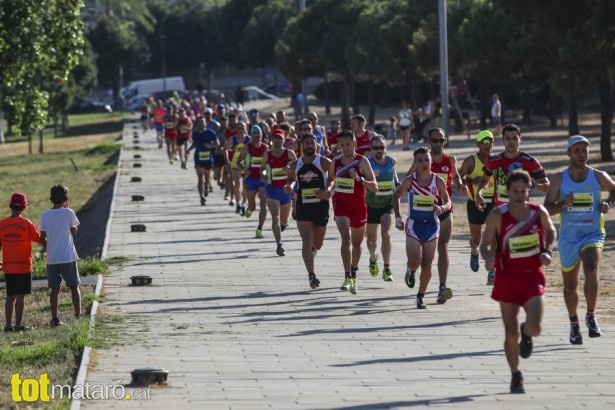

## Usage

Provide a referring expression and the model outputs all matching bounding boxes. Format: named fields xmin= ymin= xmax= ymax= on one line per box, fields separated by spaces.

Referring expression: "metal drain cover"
xmin=130 ymin=275 xmax=153 ymax=286
xmin=131 ymin=368 xmax=168 ymax=385
xmin=130 ymin=224 xmax=146 ymax=232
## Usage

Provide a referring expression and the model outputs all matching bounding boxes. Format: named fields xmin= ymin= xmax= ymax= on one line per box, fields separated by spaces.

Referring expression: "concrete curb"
xmin=70 ymin=139 xmax=125 ymax=410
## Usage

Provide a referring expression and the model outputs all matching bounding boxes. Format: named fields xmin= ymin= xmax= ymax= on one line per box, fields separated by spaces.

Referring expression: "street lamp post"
xmin=161 ymin=34 xmax=167 ymax=95
xmin=299 ymin=0 xmax=307 ymax=117
xmin=438 ymin=0 xmax=449 ymax=137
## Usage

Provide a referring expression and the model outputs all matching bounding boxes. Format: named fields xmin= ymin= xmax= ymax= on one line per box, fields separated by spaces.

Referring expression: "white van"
xmin=122 ymin=76 xmax=185 ymax=103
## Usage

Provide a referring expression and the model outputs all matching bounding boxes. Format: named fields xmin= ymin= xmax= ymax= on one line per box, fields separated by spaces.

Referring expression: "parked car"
xmin=67 ymin=98 xmax=113 ymax=114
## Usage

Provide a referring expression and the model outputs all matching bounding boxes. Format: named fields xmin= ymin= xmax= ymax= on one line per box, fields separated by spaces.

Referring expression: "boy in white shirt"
xmin=40 ymin=185 xmax=81 ymax=326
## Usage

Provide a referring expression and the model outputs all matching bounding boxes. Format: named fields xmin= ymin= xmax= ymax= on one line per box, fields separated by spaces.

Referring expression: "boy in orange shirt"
xmin=0 ymin=193 xmax=41 ymax=332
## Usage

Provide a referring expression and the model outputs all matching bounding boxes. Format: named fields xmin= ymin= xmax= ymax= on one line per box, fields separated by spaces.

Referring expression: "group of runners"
xmin=147 ymin=99 xmax=614 ymax=394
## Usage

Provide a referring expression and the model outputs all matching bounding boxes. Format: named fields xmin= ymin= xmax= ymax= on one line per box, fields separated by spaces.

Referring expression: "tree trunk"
xmin=341 ymin=76 xmax=351 ymax=128
xmin=522 ymin=83 xmax=532 ymax=124
xmin=549 ymin=87 xmax=558 ymax=128
xmin=39 ymin=129 xmax=44 ymax=154
xmin=324 ymin=76 xmax=331 ymax=115
xmin=598 ymin=76 xmax=613 ymax=162
xmin=479 ymin=78 xmax=488 ymax=130
xmin=0 ymin=109 xmax=4 ymax=144
xmin=367 ymin=82 xmax=375 ymax=126
xmin=28 ymin=134 xmax=32 ymax=155
xmin=568 ymin=96 xmax=579 ymax=136
xmin=350 ymin=79 xmax=359 ymax=115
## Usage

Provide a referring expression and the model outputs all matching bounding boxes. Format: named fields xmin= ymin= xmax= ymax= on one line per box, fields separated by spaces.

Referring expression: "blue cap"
xmin=217 ymin=103 xmax=225 ymax=109
xmin=250 ymin=125 xmax=262 ymax=134
xmin=568 ymin=135 xmax=590 ymax=148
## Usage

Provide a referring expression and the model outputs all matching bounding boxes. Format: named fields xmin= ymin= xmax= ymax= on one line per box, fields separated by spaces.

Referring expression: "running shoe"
xmin=229 ymin=200 xmax=234 ymax=206
xmin=349 ymin=278 xmax=358 ymax=295
xmin=569 ymin=323 xmax=583 ymax=345
xmin=200 ymin=196 xmax=206 ymax=206
xmin=369 ymin=256 xmax=379 ymax=277
xmin=416 ymin=295 xmax=427 ymax=309
xmin=246 ymin=209 xmax=253 ymax=218
xmin=240 ymin=205 xmax=246 ymax=216
xmin=169 ymin=159 xmax=173 ymax=164
xmin=382 ymin=267 xmax=393 ymax=282
xmin=436 ymin=286 xmax=453 ymax=304
xmin=3 ymin=325 xmax=13 ymax=332
xmin=255 ymin=229 xmax=263 ymax=239
xmin=340 ymin=278 xmax=352 ymax=291
xmin=13 ymin=323 xmax=31 ymax=332
xmin=519 ymin=322 xmax=533 ymax=359
xmin=470 ymin=253 xmax=479 ymax=272
xmin=235 ymin=204 xmax=241 ymax=214
xmin=405 ymin=268 xmax=416 ymax=288
xmin=181 ymin=161 xmax=187 ymax=169
xmin=280 ymin=224 xmax=287 ymax=232
xmin=276 ymin=243 xmax=285 ymax=256
xmin=209 ymin=182 xmax=214 ymax=192
xmin=486 ymin=270 xmax=495 ymax=286
xmin=586 ymin=315 xmax=602 ymax=338
xmin=309 ymin=274 xmax=320 ymax=289
xmin=225 ymin=194 xmax=229 ymax=201
xmin=204 ymin=188 xmax=209 ymax=197
xmin=510 ymin=372 xmax=525 ymax=394
xmin=50 ymin=318 xmax=64 ymax=327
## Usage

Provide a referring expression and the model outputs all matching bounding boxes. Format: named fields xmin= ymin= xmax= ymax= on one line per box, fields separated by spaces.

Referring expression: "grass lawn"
xmin=0 ymin=286 xmax=96 ymax=409
xmin=0 ymin=112 xmax=124 ymax=408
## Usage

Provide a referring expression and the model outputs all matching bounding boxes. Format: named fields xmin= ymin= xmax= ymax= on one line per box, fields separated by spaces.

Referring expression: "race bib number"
xmin=497 ymin=185 xmax=510 ymax=202
xmin=301 ymin=188 xmax=320 ymax=204
xmin=437 ymin=173 xmax=449 ymax=184
xmin=250 ymin=156 xmax=263 ymax=168
xmin=376 ymin=180 xmax=394 ymax=196
xmin=335 ymin=177 xmax=355 ymax=194
xmin=412 ymin=194 xmax=434 ymax=211
xmin=568 ymin=192 xmax=594 ymax=212
xmin=508 ymin=233 xmax=540 ymax=259
xmin=166 ymin=121 xmax=174 ymax=128
xmin=271 ymin=167 xmax=287 ymax=181
xmin=179 ymin=126 xmax=189 ymax=133
xmin=483 ymin=181 xmax=495 ymax=199
xmin=198 ymin=151 xmax=211 ymax=160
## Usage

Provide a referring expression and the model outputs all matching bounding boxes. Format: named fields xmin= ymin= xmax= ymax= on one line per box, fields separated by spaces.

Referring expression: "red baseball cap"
xmin=10 ymin=193 xmax=28 ymax=207
xmin=271 ymin=129 xmax=285 ymax=138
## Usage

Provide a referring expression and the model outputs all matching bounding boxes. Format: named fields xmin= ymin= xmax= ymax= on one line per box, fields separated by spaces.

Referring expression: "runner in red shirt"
xmin=176 ymin=108 xmax=193 ymax=169
xmin=237 ymin=125 xmax=269 ymax=238
xmin=326 ymin=119 xmax=342 ymax=159
xmin=261 ymin=131 xmax=297 ymax=256
xmin=326 ymin=130 xmax=378 ymax=294
xmin=480 ymin=169 xmax=556 ymax=394
xmin=164 ymin=104 xmax=179 ymax=164
xmin=350 ymin=114 xmax=376 ymax=156
xmin=476 ymin=123 xmax=549 ymax=209
xmin=152 ymin=100 xmax=166 ymax=148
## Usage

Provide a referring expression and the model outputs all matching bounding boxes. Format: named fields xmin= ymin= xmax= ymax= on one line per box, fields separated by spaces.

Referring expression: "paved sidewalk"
xmin=83 ymin=124 xmax=615 ymax=409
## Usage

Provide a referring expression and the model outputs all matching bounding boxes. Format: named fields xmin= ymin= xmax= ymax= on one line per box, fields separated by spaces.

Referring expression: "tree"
xmin=276 ymin=0 xmax=365 ymax=125
xmin=498 ymin=0 xmax=615 ymax=160
xmin=0 ymin=0 xmax=84 ymax=148
xmin=86 ymin=0 xmax=155 ymax=108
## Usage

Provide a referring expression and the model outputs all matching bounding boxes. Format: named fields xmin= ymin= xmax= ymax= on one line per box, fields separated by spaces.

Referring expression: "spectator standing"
xmin=40 ymin=185 xmax=82 ymax=326
xmin=0 ymin=193 xmax=41 ymax=332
